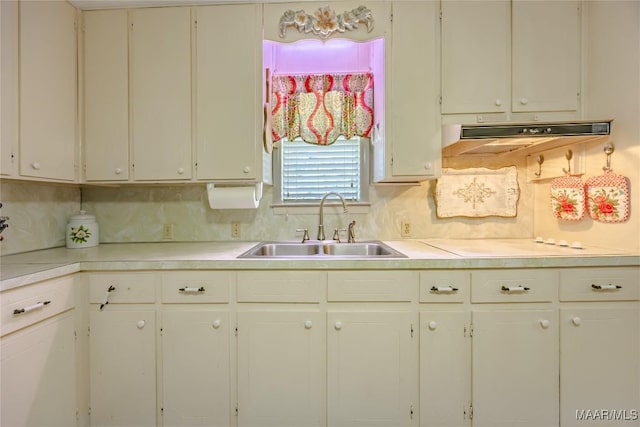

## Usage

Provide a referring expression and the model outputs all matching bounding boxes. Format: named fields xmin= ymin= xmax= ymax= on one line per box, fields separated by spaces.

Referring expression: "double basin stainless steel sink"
xmin=238 ymin=240 xmax=406 ymax=259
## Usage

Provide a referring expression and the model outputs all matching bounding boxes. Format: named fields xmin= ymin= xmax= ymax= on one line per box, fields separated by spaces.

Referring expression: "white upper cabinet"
xmin=195 ymin=4 xmax=261 ymax=181
xmin=380 ymin=1 xmax=440 ymax=181
xmin=19 ymin=0 xmax=77 ymax=181
xmin=83 ymin=9 xmax=129 ymax=182
xmin=441 ymin=0 xmax=581 ymax=119
xmin=0 ymin=1 xmax=18 ymax=177
xmin=130 ymin=7 xmax=192 ymax=181
xmin=511 ymin=1 xmax=580 ymax=113
xmin=440 ymin=0 xmax=509 ymax=115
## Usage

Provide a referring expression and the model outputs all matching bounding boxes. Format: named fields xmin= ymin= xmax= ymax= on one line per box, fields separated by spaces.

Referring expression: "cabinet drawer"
xmin=1 ymin=275 xmax=75 ymax=336
xmin=237 ymin=271 xmax=325 ymax=303
xmin=471 ymin=269 xmax=557 ymax=303
xmin=559 ymin=267 xmax=639 ymax=301
xmin=89 ymin=273 xmax=156 ymax=304
xmin=420 ymin=271 xmax=470 ymax=303
xmin=328 ymin=271 xmax=417 ymax=302
xmin=161 ymin=271 xmax=231 ymax=303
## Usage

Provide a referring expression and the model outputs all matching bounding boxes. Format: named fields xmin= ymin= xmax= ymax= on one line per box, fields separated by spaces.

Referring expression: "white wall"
xmin=534 ymin=1 xmax=640 ymax=252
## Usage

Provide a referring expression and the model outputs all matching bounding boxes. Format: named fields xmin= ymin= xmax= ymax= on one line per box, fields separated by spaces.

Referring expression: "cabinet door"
xmin=560 ymin=307 xmax=640 ymax=427
xmin=90 ymin=310 xmax=156 ymax=426
xmin=195 ymin=5 xmax=261 ymax=181
xmin=0 ymin=312 xmax=76 ymax=427
xmin=388 ymin=2 xmax=440 ymax=178
xmin=472 ymin=309 xmax=559 ymax=427
xmin=19 ymin=0 xmax=77 ymax=181
xmin=131 ymin=7 xmax=191 ymax=181
xmin=162 ymin=310 xmax=231 ymax=427
xmin=327 ymin=311 xmax=416 ymax=427
xmin=420 ymin=310 xmax=471 ymax=427
xmin=512 ymin=1 xmax=580 ymax=112
xmin=237 ymin=311 xmax=325 ymax=427
xmin=1 ymin=0 xmax=18 ymax=177
xmin=84 ymin=9 xmax=129 ymax=181
xmin=440 ymin=0 xmax=509 ymax=114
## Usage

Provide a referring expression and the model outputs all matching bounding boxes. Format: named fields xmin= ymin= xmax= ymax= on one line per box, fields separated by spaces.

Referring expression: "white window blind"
xmin=280 ymin=137 xmax=362 ymax=202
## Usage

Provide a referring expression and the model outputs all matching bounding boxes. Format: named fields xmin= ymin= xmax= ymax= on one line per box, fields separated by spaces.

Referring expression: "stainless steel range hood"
xmin=442 ymin=120 xmax=612 ymax=157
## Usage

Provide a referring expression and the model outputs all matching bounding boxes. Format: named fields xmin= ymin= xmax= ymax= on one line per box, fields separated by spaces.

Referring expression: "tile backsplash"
xmin=0 ymin=157 xmax=533 ymax=255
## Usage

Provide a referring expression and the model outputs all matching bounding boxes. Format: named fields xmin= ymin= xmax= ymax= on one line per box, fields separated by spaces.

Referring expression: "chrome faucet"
xmin=317 ymin=192 xmax=348 ymax=241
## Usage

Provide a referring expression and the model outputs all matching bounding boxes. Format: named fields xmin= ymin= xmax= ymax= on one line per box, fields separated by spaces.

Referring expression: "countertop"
xmin=1 ymin=239 xmax=638 ymax=291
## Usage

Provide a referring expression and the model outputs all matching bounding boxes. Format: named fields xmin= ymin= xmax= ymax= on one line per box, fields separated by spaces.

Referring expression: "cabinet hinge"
xmin=160 ymin=407 xmax=164 ymax=417
xmin=160 ymin=327 xmax=164 ymax=336
xmin=235 ymin=325 xmax=238 ymax=337
xmin=439 ymin=9 xmax=443 ymax=20
xmin=390 ymin=12 xmax=393 ymax=23
xmin=439 ymin=95 xmax=442 ymax=105
xmin=235 ymin=403 xmax=238 ymax=416
xmin=410 ymin=404 xmax=414 ymax=420
xmin=87 ymin=325 xmax=91 ymax=337
xmin=76 ymin=408 xmax=79 ymax=421
xmin=410 ymin=324 xmax=414 ymax=338
xmin=74 ymin=329 xmax=78 ymax=340
xmin=464 ymin=324 xmax=473 ymax=338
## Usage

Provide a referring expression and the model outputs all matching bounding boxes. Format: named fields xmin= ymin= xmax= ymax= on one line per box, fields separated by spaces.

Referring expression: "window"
xmin=273 ymin=136 xmax=369 ymax=204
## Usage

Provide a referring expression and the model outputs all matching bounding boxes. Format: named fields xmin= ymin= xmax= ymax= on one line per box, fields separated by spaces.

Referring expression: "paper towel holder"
xmin=206 ymin=182 xmax=263 ymax=209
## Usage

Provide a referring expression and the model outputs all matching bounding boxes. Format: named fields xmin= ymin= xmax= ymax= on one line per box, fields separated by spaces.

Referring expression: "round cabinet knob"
xmin=177 ymin=168 xmax=185 ymax=175
xmin=136 ymin=320 xmax=146 ymax=329
xmin=31 ymin=162 xmax=41 ymax=170
xmin=424 ymin=162 xmax=432 ymax=170
xmin=495 ymin=99 xmax=503 ymax=106
xmin=212 ymin=319 xmax=221 ymax=329
xmin=304 ymin=320 xmax=312 ymax=329
xmin=520 ymin=97 xmax=528 ymax=105
xmin=540 ymin=319 xmax=550 ymax=329
xmin=334 ymin=321 xmax=343 ymax=330
xmin=115 ymin=168 xmax=123 ymax=175
xmin=571 ymin=317 xmax=582 ymax=326
xmin=428 ymin=321 xmax=438 ymax=330
xmin=243 ymin=166 xmax=251 ymax=174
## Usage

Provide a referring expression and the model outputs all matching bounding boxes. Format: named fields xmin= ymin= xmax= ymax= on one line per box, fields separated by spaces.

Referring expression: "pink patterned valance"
xmin=270 ymin=72 xmax=374 ymax=145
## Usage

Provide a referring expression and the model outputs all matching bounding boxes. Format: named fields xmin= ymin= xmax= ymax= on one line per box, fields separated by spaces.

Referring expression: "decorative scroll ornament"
xmin=279 ymin=5 xmax=374 ymax=39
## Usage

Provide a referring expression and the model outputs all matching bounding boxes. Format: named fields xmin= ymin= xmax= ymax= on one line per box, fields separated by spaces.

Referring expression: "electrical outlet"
xmin=401 ymin=221 xmax=411 ymax=237
xmin=231 ymin=221 xmax=241 ymax=238
xmin=163 ymin=223 xmax=174 ymax=240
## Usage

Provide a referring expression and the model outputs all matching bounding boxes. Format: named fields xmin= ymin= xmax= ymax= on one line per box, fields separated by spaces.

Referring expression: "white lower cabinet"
xmin=0 ymin=275 xmax=77 ymax=427
xmin=237 ymin=311 xmax=326 ymax=427
xmin=88 ymin=272 xmax=157 ymax=426
xmin=559 ymin=267 xmax=640 ymax=427
xmin=327 ymin=310 xmax=416 ymax=427
xmin=75 ymin=266 xmax=639 ymax=427
xmin=420 ymin=310 xmax=471 ymax=426
xmin=1 ymin=312 xmax=77 ymax=426
xmin=471 ymin=269 xmax=559 ymax=427
xmin=89 ymin=310 xmax=157 ymax=426
xmin=161 ymin=310 xmax=231 ymax=427
xmin=419 ymin=270 xmax=472 ymax=427
xmin=472 ymin=309 xmax=559 ymax=427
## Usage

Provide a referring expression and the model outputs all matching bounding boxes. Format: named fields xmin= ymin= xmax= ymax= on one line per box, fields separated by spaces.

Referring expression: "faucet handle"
xmin=347 ymin=220 xmax=356 ymax=243
xmin=333 ymin=228 xmax=346 ymax=243
xmin=296 ymin=228 xmax=310 ymax=243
